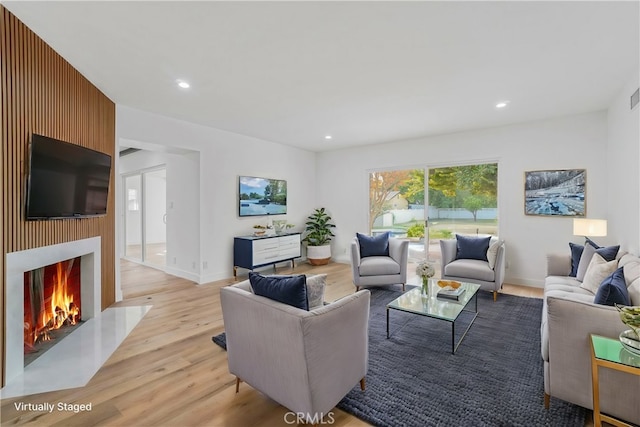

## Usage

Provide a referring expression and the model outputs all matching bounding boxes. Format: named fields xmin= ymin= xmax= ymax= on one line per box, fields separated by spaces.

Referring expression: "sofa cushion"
xmin=580 ymin=253 xmax=617 ymax=294
xmin=620 ymin=255 xmax=640 ymax=283
xmin=628 ymin=278 xmax=640 ymax=306
xmin=444 ymin=259 xmax=495 ymax=282
xmin=358 ymin=256 xmax=400 ymax=276
xmin=249 ymin=272 xmax=309 ymax=310
xmin=306 ymin=274 xmax=327 ymax=310
xmin=544 ymin=281 xmax=592 ymax=296
xmin=570 ymin=240 xmax=619 ymax=279
xmin=455 ymin=234 xmax=491 ymax=261
xmin=594 ymin=267 xmax=630 ymax=306
xmin=569 ymin=242 xmax=584 ymax=277
xmin=357 ymin=232 xmax=390 ymax=257
xmin=586 ymin=237 xmax=620 ymax=261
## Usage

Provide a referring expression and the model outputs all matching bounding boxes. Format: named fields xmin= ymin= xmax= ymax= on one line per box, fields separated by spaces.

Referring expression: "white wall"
xmin=317 ymin=111 xmax=610 ymax=287
xmin=607 ymin=70 xmax=640 ymax=254
xmin=116 ymin=105 xmax=317 ymax=284
xmin=118 ymin=148 xmax=200 ymax=280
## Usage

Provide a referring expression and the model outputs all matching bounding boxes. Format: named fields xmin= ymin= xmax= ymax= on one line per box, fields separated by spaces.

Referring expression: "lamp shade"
xmin=573 ymin=218 xmax=607 ymax=237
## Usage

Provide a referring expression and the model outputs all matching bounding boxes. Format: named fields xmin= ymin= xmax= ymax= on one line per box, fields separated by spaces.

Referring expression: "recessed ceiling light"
xmin=495 ymin=101 xmax=509 ymax=108
xmin=325 ymin=135 xmax=333 ymax=140
xmin=177 ymin=80 xmax=190 ymax=89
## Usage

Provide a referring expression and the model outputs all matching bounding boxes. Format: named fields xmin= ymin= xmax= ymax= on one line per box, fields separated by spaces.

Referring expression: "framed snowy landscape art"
xmin=524 ymin=169 xmax=586 ymax=217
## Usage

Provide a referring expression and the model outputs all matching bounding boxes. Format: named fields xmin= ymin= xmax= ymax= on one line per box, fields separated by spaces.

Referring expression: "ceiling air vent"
xmin=631 ymin=88 xmax=639 ymax=110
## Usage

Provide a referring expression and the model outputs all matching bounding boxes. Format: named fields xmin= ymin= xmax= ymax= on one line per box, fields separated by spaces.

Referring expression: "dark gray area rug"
xmin=212 ymin=287 xmax=586 ymax=427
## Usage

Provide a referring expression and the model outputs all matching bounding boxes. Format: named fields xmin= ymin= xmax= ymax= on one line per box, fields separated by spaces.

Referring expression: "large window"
xmin=369 ymin=163 xmax=498 ymax=281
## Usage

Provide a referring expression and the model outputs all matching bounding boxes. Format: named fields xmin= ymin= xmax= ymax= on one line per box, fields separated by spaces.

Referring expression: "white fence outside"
xmin=374 ymin=207 xmax=498 ymax=227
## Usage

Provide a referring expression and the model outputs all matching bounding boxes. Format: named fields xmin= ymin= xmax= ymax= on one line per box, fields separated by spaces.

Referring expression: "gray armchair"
xmin=220 ymin=280 xmax=370 ymax=424
xmin=350 ymin=237 xmax=409 ymax=291
xmin=440 ymin=238 xmax=505 ymax=301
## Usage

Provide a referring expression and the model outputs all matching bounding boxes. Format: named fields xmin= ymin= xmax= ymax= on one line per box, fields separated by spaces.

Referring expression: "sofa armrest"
xmin=439 ymin=240 xmax=457 ymax=276
xmin=547 ymin=253 xmax=571 ymax=277
xmin=493 ymin=243 xmax=506 ymax=287
xmin=388 ymin=238 xmax=409 ymax=266
xmin=301 ymin=290 xmax=370 ymax=412
xmin=546 ymin=295 xmax=638 ymax=420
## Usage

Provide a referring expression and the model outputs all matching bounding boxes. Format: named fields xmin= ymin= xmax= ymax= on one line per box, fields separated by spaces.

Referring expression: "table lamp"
xmin=573 ymin=218 xmax=607 ymax=238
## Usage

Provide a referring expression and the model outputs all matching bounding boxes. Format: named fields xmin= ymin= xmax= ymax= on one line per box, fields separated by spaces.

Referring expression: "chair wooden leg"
xmin=402 ymin=283 xmax=405 ymax=291
xmin=360 ymin=377 xmax=366 ymax=391
xmin=493 ymin=291 xmax=497 ymax=302
xmin=544 ymin=393 xmax=550 ymax=409
xmin=355 ymin=286 xmax=360 ymax=292
xmin=235 ymin=377 xmax=241 ymax=393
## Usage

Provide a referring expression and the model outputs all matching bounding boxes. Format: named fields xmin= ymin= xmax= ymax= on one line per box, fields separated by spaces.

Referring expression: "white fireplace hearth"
xmin=1 ymin=237 xmax=150 ymax=399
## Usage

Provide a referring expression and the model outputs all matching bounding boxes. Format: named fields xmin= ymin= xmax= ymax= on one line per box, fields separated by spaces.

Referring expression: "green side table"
xmin=590 ymin=334 xmax=640 ymax=427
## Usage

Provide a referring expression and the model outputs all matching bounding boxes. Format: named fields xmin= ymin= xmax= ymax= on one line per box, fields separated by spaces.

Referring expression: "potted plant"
xmin=303 ymin=207 xmax=336 ymax=265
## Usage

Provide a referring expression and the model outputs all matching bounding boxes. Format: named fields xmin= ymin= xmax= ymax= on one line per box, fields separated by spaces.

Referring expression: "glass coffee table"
xmin=386 ymin=280 xmax=481 ymax=354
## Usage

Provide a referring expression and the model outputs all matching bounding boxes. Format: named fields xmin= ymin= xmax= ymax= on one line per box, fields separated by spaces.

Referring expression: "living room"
xmin=1 ymin=1 xmax=639 ymax=426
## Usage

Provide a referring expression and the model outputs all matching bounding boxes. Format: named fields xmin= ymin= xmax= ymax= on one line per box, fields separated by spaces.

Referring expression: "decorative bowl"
xmin=253 ymin=230 xmax=266 ymax=236
xmin=619 ymin=329 xmax=640 ymax=356
xmin=437 ymin=280 xmax=461 ymax=289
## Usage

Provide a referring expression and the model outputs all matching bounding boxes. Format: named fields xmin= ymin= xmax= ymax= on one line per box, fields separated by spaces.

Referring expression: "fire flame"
xmin=31 ymin=261 xmax=80 ymax=344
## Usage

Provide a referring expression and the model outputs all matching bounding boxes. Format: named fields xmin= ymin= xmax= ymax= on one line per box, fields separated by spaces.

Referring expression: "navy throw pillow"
xmin=594 ymin=267 xmax=630 ymax=306
xmin=585 ymin=238 xmax=620 ymax=262
xmin=455 ymin=234 xmax=491 ymax=261
xmin=569 ymin=243 xmax=584 ymax=277
xmin=357 ymin=232 xmax=390 ymax=257
xmin=249 ymin=272 xmax=308 ymax=310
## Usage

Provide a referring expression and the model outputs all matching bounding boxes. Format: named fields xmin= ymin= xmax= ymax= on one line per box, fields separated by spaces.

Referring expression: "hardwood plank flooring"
xmin=4 ymin=260 xmax=588 ymax=427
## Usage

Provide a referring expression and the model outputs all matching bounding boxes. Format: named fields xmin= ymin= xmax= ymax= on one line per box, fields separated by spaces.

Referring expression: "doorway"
xmin=123 ymin=167 xmax=167 ymax=268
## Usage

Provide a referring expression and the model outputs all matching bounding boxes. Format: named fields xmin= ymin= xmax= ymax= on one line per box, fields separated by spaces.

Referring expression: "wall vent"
xmin=631 ymin=88 xmax=639 ymax=110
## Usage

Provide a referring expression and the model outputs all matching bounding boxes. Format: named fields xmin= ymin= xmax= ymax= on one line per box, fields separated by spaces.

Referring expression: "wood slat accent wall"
xmin=0 ymin=6 xmax=116 ymax=386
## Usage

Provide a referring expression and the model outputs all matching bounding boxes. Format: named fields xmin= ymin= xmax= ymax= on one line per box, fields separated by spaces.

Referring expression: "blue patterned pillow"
xmin=357 ymin=232 xmax=390 ymax=257
xmin=249 ymin=273 xmax=308 ymax=310
xmin=594 ymin=267 xmax=630 ymax=306
xmin=455 ymin=234 xmax=491 ymax=261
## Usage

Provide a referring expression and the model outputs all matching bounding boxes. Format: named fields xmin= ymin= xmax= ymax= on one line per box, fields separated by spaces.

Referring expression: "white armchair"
xmin=220 ymin=279 xmax=370 ymax=424
xmin=350 ymin=237 xmax=409 ymax=291
xmin=440 ymin=238 xmax=505 ymax=301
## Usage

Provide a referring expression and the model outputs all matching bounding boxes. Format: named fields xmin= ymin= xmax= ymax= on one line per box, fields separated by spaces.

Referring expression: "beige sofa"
xmin=541 ymin=251 xmax=640 ymax=424
xmin=220 ymin=279 xmax=370 ymax=424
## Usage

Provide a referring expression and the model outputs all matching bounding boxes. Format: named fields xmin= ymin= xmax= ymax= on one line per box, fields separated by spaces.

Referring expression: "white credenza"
xmin=233 ymin=232 xmax=301 ymax=277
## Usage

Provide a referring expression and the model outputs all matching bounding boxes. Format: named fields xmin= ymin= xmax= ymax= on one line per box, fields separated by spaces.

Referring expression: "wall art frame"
xmin=524 ymin=169 xmax=586 ymax=217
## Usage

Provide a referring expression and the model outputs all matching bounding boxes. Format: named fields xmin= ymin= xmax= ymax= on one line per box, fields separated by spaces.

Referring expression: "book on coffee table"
xmin=437 ymin=286 xmax=466 ymax=300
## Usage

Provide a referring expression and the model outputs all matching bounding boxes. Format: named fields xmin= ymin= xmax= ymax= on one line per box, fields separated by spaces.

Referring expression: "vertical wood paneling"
xmin=0 ymin=6 xmax=116 ymax=386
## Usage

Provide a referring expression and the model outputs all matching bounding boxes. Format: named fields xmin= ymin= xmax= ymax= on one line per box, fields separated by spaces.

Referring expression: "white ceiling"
xmin=2 ymin=1 xmax=639 ymax=152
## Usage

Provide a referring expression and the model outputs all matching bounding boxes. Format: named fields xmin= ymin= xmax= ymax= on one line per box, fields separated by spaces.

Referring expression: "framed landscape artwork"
xmin=524 ymin=169 xmax=586 ymax=217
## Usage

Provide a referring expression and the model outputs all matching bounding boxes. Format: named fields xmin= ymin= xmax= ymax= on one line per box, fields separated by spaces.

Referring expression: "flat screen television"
xmin=25 ymin=133 xmax=112 ymax=220
xmin=239 ymin=176 xmax=287 ymax=217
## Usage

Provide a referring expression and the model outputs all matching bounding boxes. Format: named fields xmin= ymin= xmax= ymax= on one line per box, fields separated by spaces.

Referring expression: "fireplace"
xmin=2 ymin=237 xmax=151 ymax=399
xmin=24 ymin=256 xmax=83 ymax=366
xmin=4 ymin=237 xmax=101 ymax=386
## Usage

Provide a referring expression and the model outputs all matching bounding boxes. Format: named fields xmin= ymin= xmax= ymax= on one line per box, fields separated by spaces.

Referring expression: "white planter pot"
xmin=306 ymin=244 xmax=331 ymax=266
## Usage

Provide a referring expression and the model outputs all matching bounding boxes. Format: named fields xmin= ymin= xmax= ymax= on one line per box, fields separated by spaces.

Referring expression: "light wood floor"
xmin=3 ymin=260 xmax=589 ymax=427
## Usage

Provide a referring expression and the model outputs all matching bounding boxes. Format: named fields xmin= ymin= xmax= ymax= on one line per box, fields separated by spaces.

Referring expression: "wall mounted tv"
xmin=25 ymin=133 xmax=112 ymax=220
xmin=239 ymin=176 xmax=287 ymax=217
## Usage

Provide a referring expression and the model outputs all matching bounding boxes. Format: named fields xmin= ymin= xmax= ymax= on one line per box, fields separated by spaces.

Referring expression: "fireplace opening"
xmin=23 ymin=256 xmax=83 ymax=367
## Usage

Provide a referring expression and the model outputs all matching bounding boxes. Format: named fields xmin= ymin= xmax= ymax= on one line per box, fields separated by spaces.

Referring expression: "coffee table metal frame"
xmin=386 ymin=282 xmax=480 ymax=354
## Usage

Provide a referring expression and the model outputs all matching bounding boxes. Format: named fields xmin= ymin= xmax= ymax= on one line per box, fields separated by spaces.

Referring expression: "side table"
xmin=589 ymin=334 xmax=640 ymax=427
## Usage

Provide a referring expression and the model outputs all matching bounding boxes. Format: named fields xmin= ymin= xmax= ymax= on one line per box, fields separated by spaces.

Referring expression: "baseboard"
xmin=507 ymin=276 xmax=544 ymax=288
xmin=164 ymin=266 xmax=201 ymax=284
